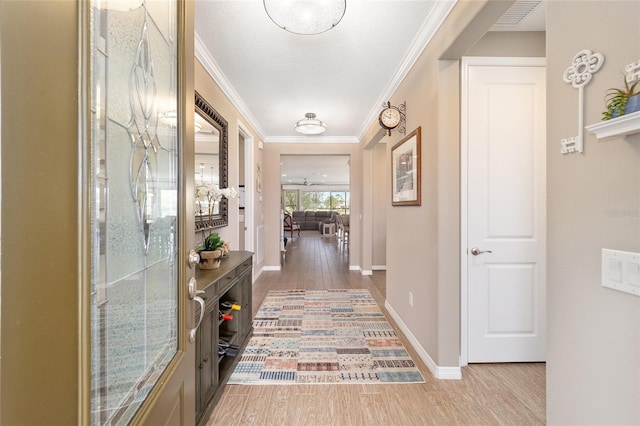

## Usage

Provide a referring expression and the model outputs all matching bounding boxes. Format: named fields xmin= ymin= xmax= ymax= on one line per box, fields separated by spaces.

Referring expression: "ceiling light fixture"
xmin=294 ymin=112 xmax=327 ymax=135
xmin=264 ymin=0 xmax=346 ymax=35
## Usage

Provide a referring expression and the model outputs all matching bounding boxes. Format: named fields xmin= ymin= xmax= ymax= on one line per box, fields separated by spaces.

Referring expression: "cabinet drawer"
xmin=239 ymin=258 xmax=252 ymax=275
xmin=218 ymin=271 xmax=237 ymax=295
xmin=199 ymin=282 xmax=218 ymax=311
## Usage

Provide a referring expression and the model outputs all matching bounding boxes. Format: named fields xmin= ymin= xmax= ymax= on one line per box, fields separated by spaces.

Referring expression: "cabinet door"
xmin=239 ymin=270 xmax=253 ymax=339
xmin=197 ymin=309 xmax=217 ymax=415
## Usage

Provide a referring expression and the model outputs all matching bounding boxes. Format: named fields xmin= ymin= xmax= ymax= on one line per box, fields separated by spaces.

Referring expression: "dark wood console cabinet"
xmin=194 ymin=251 xmax=253 ymax=425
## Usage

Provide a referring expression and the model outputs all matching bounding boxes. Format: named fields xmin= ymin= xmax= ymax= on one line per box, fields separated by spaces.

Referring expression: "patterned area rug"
xmin=228 ymin=289 xmax=425 ymax=384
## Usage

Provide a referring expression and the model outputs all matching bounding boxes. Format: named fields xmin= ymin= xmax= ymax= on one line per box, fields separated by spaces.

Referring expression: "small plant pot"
xmin=199 ymin=249 xmax=222 ymax=269
xmin=625 ymin=94 xmax=640 ymax=115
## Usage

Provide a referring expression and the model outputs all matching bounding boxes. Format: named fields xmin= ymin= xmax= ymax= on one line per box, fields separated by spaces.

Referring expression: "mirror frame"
xmin=195 ymin=91 xmax=229 ymax=229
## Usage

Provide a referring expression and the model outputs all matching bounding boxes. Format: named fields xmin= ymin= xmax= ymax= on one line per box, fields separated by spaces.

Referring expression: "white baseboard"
xmin=372 ymin=265 xmax=387 ymax=271
xmin=361 ymin=270 xmax=373 ymax=276
xmin=263 ymin=265 xmax=281 ymax=271
xmin=384 ymin=300 xmax=462 ymax=380
xmin=349 ymin=265 xmax=360 ymax=271
xmin=253 ymin=266 xmax=264 ymax=283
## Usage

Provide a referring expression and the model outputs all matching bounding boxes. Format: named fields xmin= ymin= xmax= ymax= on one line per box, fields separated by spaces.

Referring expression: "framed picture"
xmin=391 ymin=127 xmax=421 ymax=206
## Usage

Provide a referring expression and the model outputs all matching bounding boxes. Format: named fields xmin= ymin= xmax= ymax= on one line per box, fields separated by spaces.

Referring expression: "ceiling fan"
xmin=301 ymin=178 xmax=322 ymax=186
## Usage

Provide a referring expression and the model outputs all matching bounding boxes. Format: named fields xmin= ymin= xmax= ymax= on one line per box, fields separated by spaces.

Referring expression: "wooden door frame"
xmin=460 ymin=56 xmax=546 ymax=366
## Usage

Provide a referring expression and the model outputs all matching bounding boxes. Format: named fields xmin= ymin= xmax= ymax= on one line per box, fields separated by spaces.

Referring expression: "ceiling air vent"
xmin=494 ymin=0 xmax=542 ymax=27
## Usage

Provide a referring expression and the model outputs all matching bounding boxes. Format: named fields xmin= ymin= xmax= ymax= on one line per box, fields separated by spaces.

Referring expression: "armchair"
xmin=283 ymin=213 xmax=301 ymax=239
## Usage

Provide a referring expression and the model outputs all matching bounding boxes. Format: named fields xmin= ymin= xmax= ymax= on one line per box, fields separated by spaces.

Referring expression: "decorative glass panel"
xmin=89 ymin=1 xmax=178 ymax=424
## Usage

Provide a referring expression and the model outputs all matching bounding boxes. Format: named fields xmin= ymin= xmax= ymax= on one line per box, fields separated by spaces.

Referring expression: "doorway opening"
xmin=238 ymin=121 xmax=254 ymax=256
xmin=280 ymin=154 xmax=350 ymax=260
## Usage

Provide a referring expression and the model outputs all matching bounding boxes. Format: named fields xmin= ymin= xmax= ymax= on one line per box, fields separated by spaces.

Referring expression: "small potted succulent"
xmin=602 ymin=77 xmax=640 ymax=120
xmin=197 ymin=232 xmax=226 ymax=269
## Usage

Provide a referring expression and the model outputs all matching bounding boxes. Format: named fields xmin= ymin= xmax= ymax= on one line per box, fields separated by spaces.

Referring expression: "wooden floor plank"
xmin=206 ymin=231 xmax=546 ymax=425
xmin=236 ymin=386 xmax=273 ymax=426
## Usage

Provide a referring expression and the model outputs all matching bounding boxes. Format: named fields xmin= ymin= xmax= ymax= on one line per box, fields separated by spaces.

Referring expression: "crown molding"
xmin=357 ymin=0 xmax=458 ymax=141
xmin=194 ymin=33 xmax=267 ymax=141
xmin=264 ymin=135 xmax=360 ymax=144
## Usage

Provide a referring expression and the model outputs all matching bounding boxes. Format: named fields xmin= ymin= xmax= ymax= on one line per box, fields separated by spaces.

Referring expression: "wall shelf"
xmin=585 ymin=111 xmax=640 ymax=140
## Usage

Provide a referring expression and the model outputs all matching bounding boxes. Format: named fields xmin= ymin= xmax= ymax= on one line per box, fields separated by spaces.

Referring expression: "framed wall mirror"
xmin=195 ymin=91 xmax=229 ymax=230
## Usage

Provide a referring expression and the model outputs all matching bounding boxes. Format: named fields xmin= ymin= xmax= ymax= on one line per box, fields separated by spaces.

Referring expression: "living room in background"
xmin=280 ymin=154 xmax=350 ymax=215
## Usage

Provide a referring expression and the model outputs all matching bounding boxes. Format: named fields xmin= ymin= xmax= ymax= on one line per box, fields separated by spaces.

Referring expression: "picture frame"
xmin=391 ymin=127 xmax=421 ymax=206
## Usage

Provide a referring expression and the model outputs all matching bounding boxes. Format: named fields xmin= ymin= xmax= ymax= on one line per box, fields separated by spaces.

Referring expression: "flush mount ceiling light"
xmin=294 ymin=113 xmax=327 ymax=135
xmin=264 ymin=0 xmax=346 ymax=35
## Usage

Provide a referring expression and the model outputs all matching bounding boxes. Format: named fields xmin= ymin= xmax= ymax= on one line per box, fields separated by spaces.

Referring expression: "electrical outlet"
xmin=409 ymin=292 xmax=414 ymax=307
xmin=561 ymin=136 xmax=579 ymax=154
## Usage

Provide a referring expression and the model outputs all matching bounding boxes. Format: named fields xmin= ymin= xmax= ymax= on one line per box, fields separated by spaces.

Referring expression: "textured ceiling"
xmin=194 ymin=0 xmax=545 ymax=183
xmin=195 ymin=0 xmax=456 ymax=142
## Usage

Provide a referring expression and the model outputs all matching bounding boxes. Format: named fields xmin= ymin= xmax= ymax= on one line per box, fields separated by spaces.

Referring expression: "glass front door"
xmin=89 ymin=1 xmax=179 ymax=423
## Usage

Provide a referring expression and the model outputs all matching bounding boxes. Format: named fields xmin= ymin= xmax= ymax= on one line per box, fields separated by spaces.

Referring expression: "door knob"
xmin=188 ymin=249 xmax=200 ymax=269
xmin=470 ymin=247 xmax=493 ymax=256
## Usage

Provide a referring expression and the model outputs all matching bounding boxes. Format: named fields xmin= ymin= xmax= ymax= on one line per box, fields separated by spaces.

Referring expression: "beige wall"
xmin=546 ymin=1 xmax=640 ymax=423
xmin=195 ymin=60 xmax=264 ymax=270
xmin=359 ymin=125 xmax=386 ymax=274
xmin=377 ymin=0 xmax=508 ymax=368
xmin=372 ymin=142 xmax=387 ymax=267
xmin=380 ymin=2 xmax=546 ymax=369
xmin=262 ymin=142 xmax=362 ymax=269
xmin=1 ymin=2 xmax=81 ymax=423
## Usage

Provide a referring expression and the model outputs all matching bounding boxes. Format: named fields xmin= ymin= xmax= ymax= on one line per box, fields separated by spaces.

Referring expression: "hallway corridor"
xmin=206 ymin=231 xmax=545 ymax=425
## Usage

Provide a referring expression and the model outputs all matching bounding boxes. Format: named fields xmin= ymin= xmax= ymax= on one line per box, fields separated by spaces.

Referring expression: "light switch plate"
xmin=602 ymin=249 xmax=640 ymax=297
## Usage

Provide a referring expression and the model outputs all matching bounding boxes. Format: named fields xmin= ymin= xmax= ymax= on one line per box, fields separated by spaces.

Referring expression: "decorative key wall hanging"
xmin=561 ymin=49 xmax=605 ymax=154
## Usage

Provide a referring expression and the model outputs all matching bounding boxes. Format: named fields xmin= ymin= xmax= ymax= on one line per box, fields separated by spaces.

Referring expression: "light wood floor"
xmin=206 ymin=231 xmax=545 ymax=425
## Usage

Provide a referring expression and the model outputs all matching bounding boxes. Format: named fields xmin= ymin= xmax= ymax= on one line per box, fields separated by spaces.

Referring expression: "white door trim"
xmin=460 ymin=56 xmax=546 ymax=366
xmin=238 ymin=120 xmax=255 ymax=257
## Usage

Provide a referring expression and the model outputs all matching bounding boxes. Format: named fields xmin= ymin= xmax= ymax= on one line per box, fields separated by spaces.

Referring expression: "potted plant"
xmin=602 ymin=77 xmax=640 ymax=120
xmin=197 ymin=232 xmax=225 ymax=269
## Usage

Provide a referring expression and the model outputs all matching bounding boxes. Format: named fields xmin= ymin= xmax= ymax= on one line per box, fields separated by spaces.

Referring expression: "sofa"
xmin=291 ymin=210 xmax=337 ymax=232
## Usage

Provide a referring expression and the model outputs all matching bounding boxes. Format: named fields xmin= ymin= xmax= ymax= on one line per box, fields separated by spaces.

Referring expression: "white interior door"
xmin=463 ymin=57 xmax=546 ymax=363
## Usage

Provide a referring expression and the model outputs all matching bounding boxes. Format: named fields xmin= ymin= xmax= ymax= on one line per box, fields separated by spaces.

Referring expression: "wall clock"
xmin=378 ymin=101 xmax=406 ymax=136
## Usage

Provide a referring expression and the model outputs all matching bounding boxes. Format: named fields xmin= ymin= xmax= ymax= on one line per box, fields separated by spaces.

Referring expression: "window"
xmin=299 ymin=190 xmax=349 ymax=214
xmin=284 ymin=190 xmax=298 ymax=214
xmin=330 ymin=191 xmax=350 ymax=215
